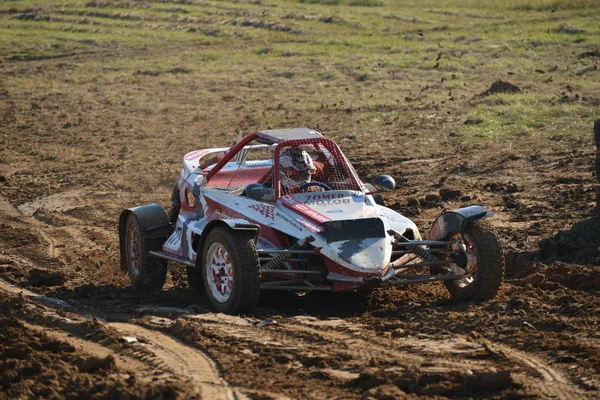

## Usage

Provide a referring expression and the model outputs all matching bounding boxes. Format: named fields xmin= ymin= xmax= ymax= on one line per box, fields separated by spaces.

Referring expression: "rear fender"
xmin=429 ymin=205 xmax=493 ymax=241
xmin=119 ymin=204 xmax=172 ymax=271
xmin=192 ymin=219 xmax=260 ymax=269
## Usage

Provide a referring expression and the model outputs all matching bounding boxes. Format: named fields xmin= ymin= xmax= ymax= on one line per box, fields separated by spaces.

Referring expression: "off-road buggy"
xmin=119 ymin=128 xmax=505 ymax=314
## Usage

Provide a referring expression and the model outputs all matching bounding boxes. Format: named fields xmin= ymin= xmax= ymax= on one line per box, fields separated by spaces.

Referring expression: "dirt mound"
xmin=479 ymin=81 xmax=522 ymax=97
xmin=539 ymin=217 xmax=600 ymax=264
xmin=502 ymin=217 xmax=600 ymax=292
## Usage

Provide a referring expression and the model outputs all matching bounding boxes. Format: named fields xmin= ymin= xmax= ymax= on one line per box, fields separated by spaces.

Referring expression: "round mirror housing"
xmin=245 ymin=183 xmax=274 ymax=201
xmin=372 ymin=174 xmax=395 ymax=192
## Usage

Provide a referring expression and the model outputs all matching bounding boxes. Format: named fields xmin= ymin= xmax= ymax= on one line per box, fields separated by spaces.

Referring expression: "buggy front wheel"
xmin=201 ymin=227 xmax=260 ymax=314
xmin=441 ymin=220 xmax=505 ymax=301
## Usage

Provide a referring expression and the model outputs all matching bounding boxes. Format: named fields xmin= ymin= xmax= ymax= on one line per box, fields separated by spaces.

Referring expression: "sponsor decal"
xmin=248 ymin=203 xmax=274 ymax=220
xmin=280 ymin=195 xmax=330 ymax=224
xmin=281 ymin=195 xmax=301 ymax=206
xmin=276 ymin=211 xmax=304 ymax=232
xmin=297 ymin=218 xmax=323 ymax=233
xmin=204 ymin=195 xmax=287 ymax=247
xmin=304 ymin=193 xmax=346 ymax=201
xmin=326 ymin=209 xmax=344 ymax=214
xmin=306 ymin=199 xmax=351 ymax=207
xmin=304 ymin=193 xmax=352 ymax=207
xmin=184 ymin=149 xmax=209 ymax=161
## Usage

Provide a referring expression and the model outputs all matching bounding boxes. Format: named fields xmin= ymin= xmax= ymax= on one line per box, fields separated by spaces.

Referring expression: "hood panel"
xmin=282 ymin=190 xmax=379 ymax=222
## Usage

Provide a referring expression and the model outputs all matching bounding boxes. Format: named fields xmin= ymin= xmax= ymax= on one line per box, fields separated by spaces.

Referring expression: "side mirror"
xmin=372 ymin=174 xmax=395 ymax=192
xmin=245 ymin=183 xmax=274 ymax=201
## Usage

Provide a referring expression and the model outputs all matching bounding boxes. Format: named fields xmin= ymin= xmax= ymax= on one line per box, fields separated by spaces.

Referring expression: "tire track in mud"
xmin=1 ymin=193 xmax=126 ymax=287
xmin=108 ymin=322 xmax=236 ymax=400
xmin=21 ymin=320 xmax=161 ymax=385
xmin=286 ymin=317 xmax=589 ymax=399
xmin=160 ymin=311 xmax=588 ymax=399
xmin=0 ymin=279 xmax=243 ymax=400
xmin=479 ymin=341 xmax=576 ymax=400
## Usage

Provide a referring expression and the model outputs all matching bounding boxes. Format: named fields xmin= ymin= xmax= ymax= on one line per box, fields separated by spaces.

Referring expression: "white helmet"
xmin=279 ymin=147 xmax=316 ymax=190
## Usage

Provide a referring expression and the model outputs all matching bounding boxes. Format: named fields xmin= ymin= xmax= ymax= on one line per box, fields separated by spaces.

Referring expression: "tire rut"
xmin=108 ymin=322 xmax=236 ymax=400
xmin=177 ymin=313 xmax=589 ymax=399
xmin=0 ymin=278 xmax=240 ymax=400
xmin=21 ymin=320 xmax=161 ymax=384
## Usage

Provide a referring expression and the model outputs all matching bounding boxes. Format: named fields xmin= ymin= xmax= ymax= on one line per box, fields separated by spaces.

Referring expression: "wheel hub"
xmin=450 ymin=233 xmax=477 ymax=288
xmin=206 ymin=243 xmax=233 ymax=303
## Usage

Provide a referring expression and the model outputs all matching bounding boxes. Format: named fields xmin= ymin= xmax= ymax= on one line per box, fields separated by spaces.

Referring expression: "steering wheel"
xmin=298 ymin=181 xmax=332 ymax=192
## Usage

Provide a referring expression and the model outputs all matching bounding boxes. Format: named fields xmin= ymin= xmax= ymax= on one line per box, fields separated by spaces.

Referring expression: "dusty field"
xmin=1 ymin=0 xmax=600 ymax=399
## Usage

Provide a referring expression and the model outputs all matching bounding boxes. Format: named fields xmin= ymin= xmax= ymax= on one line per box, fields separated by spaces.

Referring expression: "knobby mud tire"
xmin=444 ymin=220 xmax=505 ymax=301
xmin=125 ymin=213 xmax=168 ymax=292
xmin=201 ymin=227 xmax=260 ymax=314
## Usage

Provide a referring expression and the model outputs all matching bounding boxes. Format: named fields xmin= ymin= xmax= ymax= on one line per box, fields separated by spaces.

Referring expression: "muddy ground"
xmin=2 ymin=92 xmax=599 ymax=399
xmin=2 ymin=13 xmax=600 ymax=400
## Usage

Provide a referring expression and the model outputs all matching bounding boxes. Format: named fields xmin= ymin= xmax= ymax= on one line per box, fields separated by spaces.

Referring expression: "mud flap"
xmin=118 ymin=204 xmax=173 ymax=271
xmin=429 ymin=205 xmax=493 ymax=241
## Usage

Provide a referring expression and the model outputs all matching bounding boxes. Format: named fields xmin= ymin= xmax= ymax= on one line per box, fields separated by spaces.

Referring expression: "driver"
xmin=279 ymin=147 xmax=317 ymax=193
xmin=244 ymin=146 xmax=323 ymax=201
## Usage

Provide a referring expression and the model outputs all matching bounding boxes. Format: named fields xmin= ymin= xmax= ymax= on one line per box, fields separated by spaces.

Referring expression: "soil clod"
xmin=28 ymin=269 xmax=66 ymax=287
xmin=479 ymin=81 xmax=521 ymax=97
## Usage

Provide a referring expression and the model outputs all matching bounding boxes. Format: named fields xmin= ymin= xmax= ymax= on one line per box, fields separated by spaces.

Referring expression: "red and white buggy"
xmin=119 ymin=128 xmax=505 ymax=314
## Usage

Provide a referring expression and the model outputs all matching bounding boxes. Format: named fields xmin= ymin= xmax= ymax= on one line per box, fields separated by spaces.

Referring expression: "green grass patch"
xmin=0 ymin=0 xmax=599 ymax=149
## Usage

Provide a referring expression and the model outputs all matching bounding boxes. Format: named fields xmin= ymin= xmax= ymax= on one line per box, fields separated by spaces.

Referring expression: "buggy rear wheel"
xmin=441 ymin=220 xmax=504 ymax=301
xmin=201 ymin=227 xmax=260 ymax=314
xmin=124 ymin=213 xmax=168 ymax=292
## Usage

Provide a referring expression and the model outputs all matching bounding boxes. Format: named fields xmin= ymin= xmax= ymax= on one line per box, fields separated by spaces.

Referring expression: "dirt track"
xmin=1 ymin=4 xmax=600 ymax=397
xmin=2 ymin=104 xmax=600 ymax=398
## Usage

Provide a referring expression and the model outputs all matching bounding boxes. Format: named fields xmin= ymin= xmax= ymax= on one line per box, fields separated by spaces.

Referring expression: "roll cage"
xmin=203 ymin=129 xmax=363 ymax=200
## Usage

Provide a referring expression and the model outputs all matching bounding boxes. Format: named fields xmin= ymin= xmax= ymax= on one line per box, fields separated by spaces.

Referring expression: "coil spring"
xmin=410 ymin=245 xmax=440 ymax=263
xmin=167 ymin=204 xmax=181 ymax=227
xmin=262 ymin=253 xmax=291 ymax=270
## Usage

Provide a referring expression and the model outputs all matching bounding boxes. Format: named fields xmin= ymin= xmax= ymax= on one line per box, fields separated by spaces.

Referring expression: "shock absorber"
xmin=388 ymin=230 xmax=441 ymax=263
xmin=410 ymin=245 xmax=441 ymax=263
xmin=262 ymin=236 xmax=312 ymax=270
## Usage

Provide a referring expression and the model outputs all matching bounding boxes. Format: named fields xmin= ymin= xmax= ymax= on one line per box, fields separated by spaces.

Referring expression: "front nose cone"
xmin=330 ymin=237 xmax=391 ymax=273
